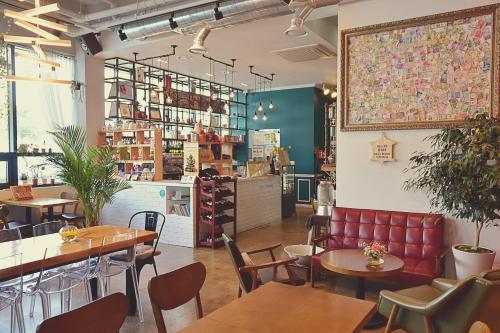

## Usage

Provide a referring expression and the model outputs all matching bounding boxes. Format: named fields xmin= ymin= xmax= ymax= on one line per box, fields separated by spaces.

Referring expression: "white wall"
xmin=336 ymin=0 xmax=500 ymax=273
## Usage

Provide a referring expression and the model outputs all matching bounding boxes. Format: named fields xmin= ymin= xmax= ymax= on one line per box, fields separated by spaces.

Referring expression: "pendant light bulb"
xmin=253 ymin=112 xmax=258 ymax=121
xmin=166 ymin=95 xmax=173 ymax=104
xmin=258 ymin=103 xmax=264 ymax=112
xmin=268 ymin=101 xmax=274 ymax=110
xmin=331 ymin=91 xmax=337 ymax=99
xmin=262 ymin=112 xmax=268 ymax=121
xmin=207 ymin=104 xmax=213 ymax=113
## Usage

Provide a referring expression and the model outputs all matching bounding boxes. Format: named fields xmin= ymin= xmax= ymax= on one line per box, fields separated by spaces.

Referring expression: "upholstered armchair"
xmin=378 ymin=268 xmax=500 ymax=333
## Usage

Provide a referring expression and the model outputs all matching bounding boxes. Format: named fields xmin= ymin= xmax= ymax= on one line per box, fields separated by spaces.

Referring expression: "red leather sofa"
xmin=311 ymin=207 xmax=445 ymax=287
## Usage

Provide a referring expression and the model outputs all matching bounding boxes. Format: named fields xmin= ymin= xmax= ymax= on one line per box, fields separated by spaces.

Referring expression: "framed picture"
xmin=150 ymin=108 xmax=161 ymax=120
xmin=341 ymin=5 xmax=500 ymax=131
xmin=119 ymin=103 xmax=131 ymax=118
xmin=135 ymin=68 xmax=145 ymax=83
xmin=150 ymin=89 xmax=160 ymax=103
xmin=118 ymin=82 xmax=133 ymax=99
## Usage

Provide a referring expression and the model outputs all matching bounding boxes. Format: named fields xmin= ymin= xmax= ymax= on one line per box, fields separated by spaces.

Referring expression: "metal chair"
xmin=91 ymin=229 xmax=144 ymax=322
xmin=128 ymin=211 xmax=165 ymax=277
xmin=148 ymin=262 xmax=206 ymax=333
xmin=36 ymin=293 xmax=128 ymax=333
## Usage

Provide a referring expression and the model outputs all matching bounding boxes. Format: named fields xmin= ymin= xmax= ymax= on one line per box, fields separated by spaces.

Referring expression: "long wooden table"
xmin=2 ymin=198 xmax=79 ymax=223
xmin=179 ymin=282 xmax=377 ymax=333
xmin=0 ymin=225 xmax=157 ymax=315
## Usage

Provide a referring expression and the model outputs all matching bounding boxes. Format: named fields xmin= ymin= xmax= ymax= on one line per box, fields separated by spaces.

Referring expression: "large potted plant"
xmin=404 ymin=114 xmax=500 ymax=278
xmin=47 ymin=126 xmax=131 ymax=227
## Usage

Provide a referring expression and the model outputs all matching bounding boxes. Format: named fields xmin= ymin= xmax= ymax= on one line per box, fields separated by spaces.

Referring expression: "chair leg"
xmin=84 ymin=279 xmax=93 ymax=303
xmin=97 ymin=277 xmax=106 ymax=298
xmin=106 ymin=276 xmax=111 ymax=294
xmin=238 ymin=287 xmax=242 ymax=298
xmin=423 ymin=317 xmax=433 ymax=333
xmin=10 ymin=304 xmax=15 ymax=333
xmin=29 ymin=294 xmax=36 ymax=318
xmin=310 ymin=266 xmax=315 ymax=288
xmin=40 ymin=292 xmax=51 ymax=320
xmin=384 ymin=304 xmax=399 ymax=333
xmin=65 ymin=288 xmax=73 ymax=312
xmin=195 ymin=293 xmax=203 ymax=319
xmin=15 ymin=299 xmax=25 ymax=333
xmin=130 ymin=264 xmax=144 ymax=323
xmin=152 ymin=259 xmax=159 ymax=276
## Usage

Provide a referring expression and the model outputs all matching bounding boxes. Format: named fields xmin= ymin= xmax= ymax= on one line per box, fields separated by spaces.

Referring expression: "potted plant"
xmin=404 ymin=114 xmax=500 ymax=278
xmin=47 ymin=126 xmax=131 ymax=227
xmin=20 ymin=173 xmax=28 ymax=185
xmin=30 ymin=165 xmax=39 ymax=187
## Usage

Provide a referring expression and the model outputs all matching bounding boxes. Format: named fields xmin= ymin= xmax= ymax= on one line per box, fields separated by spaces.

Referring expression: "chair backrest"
xmin=222 ymin=233 xmax=254 ymax=293
xmin=36 ymin=293 xmax=128 ymax=333
xmin=148 ymin=262 xmax=206 ymax=333
xmin=329 ymin=207 xmax=444 ymax=262
xmin=128 ymin=211 xmax=165 ymax=248
xmin=0 ymin=204 xmax=9 ymax=230
xmin=0 ymin=228 xmax=21 ymax=243
xmin=60 ymin=191 xmax=79 ymax=214
xmin=33 ymin=220 xmax=66 ymax=236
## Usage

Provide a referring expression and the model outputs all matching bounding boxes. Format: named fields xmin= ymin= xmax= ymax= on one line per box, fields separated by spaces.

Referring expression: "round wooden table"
xmin=320 ymin=249 xmax=404 ymax=328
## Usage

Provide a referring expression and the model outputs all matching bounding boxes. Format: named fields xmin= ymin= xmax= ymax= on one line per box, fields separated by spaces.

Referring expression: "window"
xmin=0 ymin=45 xmax=76 ymax=189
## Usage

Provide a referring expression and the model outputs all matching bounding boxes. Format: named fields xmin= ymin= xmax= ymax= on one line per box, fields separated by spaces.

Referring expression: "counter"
xmin=101 ymin=176 xmax=282 ymax=248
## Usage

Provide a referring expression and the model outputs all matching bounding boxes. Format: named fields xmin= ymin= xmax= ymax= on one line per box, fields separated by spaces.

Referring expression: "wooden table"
xmin=179 ymin=282 xmax=376 ymax=333
xmin=320 ymin=249 xmax=404 ymax=328
xmin=2 ymin=198 xmax=79 ymax=223
xmin=0 ymin=225 xmax=157 ymax=315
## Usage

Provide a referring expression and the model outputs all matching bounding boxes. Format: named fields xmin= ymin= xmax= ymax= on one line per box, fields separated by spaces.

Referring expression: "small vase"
xmin=368 ymin=257 xmax=384 ymax=266
xmin=59 ymin=223 xmax=78 ymax=243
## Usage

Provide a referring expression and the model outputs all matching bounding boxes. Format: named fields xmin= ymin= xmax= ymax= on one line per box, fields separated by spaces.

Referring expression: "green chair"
xmin=378 ymin=268 xmax=500 ymax=333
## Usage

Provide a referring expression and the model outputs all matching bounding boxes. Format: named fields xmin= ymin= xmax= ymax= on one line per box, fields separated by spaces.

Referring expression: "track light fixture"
xmin=214 ymin=2 xmax=223 ymax=21
xmin=118 ymin=25 xmax=127 ymax=41
xmin=169 ymin=14 xmax=178 ymax=29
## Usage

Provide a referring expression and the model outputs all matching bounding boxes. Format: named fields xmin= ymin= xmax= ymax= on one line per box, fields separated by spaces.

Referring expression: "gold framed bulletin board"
xmin=340 ymin=5 xmax=500 ymax=131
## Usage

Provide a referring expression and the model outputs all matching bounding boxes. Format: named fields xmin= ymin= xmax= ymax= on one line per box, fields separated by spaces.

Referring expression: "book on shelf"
xmin=108 ymin=81 xmax=134 ymax=99
xmin=171 ymin=203 xmax=190 ymax=217
xmin=136 ymin=68 xmax=145 ymax=83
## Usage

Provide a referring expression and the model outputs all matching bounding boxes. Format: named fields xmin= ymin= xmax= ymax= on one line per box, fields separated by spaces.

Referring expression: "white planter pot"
xmin=452 ymin=245 xmax=496 ymax=279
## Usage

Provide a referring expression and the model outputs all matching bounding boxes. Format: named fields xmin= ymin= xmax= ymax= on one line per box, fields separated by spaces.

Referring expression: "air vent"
xmin=271 ymin=43 xmax=336 ymax=63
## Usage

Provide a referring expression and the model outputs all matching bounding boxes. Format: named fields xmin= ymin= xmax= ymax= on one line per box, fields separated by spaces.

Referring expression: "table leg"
xmin=89 ymin=278 xmax=98 ymax=301
xmin=355 ymin=277 xmax=387 ymax=329
xmin=126 ymin=268 xmax=137 ymax=315
xmin=47 ymin=207 xmax=54 ymax=221
xmin=355 ymin=277 xmax=365 ymax=299
xmin=25 ymin=207 xmax=32 ymax=224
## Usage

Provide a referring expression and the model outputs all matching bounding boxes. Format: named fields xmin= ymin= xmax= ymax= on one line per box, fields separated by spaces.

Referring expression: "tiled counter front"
xmin=101 ymin=181 xmax=196 ymax=247
xmin=236 ymin=176 xmax=282 ymax=233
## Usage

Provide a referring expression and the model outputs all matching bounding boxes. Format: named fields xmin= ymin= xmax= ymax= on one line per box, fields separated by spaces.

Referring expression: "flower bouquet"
xmin=363 ymin=242 xmax=387 ymax=266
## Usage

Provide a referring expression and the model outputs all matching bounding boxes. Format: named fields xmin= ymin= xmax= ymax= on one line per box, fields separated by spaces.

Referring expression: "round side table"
xmin=320 ymin=249 xmax=404 ymax=328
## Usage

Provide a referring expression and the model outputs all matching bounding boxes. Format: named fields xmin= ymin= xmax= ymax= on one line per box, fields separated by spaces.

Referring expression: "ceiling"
xmin=97 ymin=12 xmax=338 ymax=89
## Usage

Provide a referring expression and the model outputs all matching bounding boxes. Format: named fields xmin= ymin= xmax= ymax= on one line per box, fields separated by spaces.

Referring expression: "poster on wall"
xmin=252 ymin=146 xmax=264 ymax=158
xmin=341 ymin=5 xmax=500 ymax=131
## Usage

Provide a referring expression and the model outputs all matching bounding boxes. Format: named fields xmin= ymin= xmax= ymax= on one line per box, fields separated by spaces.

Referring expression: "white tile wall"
xmin=101 ymin=183 xmax=196 ymax=247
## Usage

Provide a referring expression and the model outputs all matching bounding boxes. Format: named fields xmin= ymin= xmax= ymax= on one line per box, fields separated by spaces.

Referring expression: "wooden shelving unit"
xmin=183 ymin=142 xmax=234 ymax=176
xmin=197 ymin=178 xmax=237 ymax=249
xmin=104 ymin=57 xmax=247 ymax=155
xmin=97 ymin=127 xmax=164 ymax=181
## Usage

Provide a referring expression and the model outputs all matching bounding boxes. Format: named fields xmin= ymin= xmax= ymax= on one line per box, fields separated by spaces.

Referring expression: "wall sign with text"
xmin=370 ymin=133 xmax=397 ymax=163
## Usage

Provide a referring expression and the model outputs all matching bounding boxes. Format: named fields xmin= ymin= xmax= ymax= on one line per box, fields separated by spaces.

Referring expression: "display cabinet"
xmin=281 ymin=164 xmax=296 ymax=218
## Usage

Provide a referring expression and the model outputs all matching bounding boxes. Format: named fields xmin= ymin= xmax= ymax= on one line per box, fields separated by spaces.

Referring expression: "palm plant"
xmin=47 ymin=126 xmax=131 ymax=227
xmin=404 ymin=114 xmax=500 ymax=252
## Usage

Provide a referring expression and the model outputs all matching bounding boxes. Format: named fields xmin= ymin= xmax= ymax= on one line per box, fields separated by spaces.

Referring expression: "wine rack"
xmin=196 ymin=177 xmax=237 ymax=248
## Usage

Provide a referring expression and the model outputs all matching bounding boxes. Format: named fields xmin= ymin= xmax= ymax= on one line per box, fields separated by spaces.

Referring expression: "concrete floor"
xmin=1 ymin=206 xmax=405 ymax=333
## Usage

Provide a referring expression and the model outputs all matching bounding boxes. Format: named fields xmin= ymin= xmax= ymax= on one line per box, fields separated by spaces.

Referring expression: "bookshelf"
xmin=97 ymin=127 xmax=164 ymax=181
xmin=104 ymin=57 xmax=247 ymax=157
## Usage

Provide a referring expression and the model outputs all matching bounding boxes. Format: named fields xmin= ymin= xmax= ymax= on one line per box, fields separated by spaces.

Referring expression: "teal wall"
xmin=242 ymin=87 xmax=331 ymax=174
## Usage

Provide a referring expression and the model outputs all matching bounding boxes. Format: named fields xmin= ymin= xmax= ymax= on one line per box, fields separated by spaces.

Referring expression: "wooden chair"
xmin=222 ymin=233 xmax=304 ymax=298
xmin=36 ymin=293 xmax=128 ymax=333
xmin=148 ymin=262 xmax=206 ymax=333
xmin=0 ymin=204 xmax=32 ymax=238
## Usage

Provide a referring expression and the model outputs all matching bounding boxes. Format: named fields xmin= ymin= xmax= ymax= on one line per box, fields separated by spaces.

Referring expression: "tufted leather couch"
xmin=311 ymin=207 xmax=445 ymax=287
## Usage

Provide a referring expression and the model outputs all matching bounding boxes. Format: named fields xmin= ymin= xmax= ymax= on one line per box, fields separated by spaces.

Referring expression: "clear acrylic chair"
xmin=29 ymin=221 xmax=92 ymax=318
xmin=0 ymin=253 xmax=25 ymax=333
xmin=90 ymin=229 xmax=144 ymax=322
